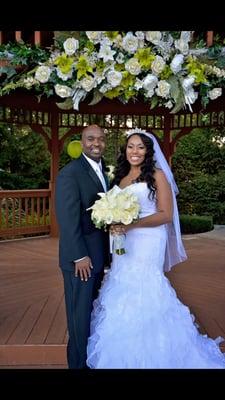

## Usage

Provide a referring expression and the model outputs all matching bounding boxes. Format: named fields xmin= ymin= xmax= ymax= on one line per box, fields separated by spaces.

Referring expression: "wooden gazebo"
xmin=1 ymin=91 xmax=225 ymax=237
xmin=0 ymin=30 xmax=224 ymax=238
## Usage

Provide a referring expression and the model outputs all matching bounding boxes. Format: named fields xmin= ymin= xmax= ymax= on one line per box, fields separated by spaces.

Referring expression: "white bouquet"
xmin=87 ymin=186 xmax=140 ymax=254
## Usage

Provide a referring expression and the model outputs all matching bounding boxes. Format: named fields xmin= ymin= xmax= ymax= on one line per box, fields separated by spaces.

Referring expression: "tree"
xmin=0 ymin=123 xmax=50 ymax=189
xmin=172 ymin=128 xmax=225 ymax=223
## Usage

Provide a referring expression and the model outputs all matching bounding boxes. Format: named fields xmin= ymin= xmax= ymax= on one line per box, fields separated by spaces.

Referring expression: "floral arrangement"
xmin=87 ymin=185 xmax=140 ymax=254
xmin=106 ymin=165 xmax=115 ymax=182
xmin=1 ymin=31 xmax=225 ymax=113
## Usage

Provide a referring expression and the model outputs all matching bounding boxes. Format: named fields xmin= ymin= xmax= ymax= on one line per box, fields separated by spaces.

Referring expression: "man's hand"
xmin=74 ymin=256 xmax=93 ymax=281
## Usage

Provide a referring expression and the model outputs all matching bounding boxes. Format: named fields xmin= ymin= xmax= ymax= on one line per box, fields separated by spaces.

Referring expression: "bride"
xmin=86 ymin=128 xmax=225 ymax=369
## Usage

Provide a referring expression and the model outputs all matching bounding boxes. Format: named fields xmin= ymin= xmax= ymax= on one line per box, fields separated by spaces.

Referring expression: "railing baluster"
xmin=31 ymin=197 xmax=35 ymax=225
xmin=5 ymin=199 xmax=9 ymax=227
xmin=37 ymin=197 xmax=40 ymax=225
xmin=25 ymin=198 xmax=29 ymax=225
xmin=43 ymin=197 xmax=46 ymax=225
xmin=18 ymin=198 xmax=22 ymax=227
xmin=12 ymin=198 xmax=16 ymax=227
xmin=0 ymin=189 xmax=51 ymax=239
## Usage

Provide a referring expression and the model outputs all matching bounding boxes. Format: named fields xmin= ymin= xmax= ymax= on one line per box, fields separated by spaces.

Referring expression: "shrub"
xmin=177 ymin=171 xmax=225 ymax=224
xmin=180 ymin=214 xmax=214 ymax=234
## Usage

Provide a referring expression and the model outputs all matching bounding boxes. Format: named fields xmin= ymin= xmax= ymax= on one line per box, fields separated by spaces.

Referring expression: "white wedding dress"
xmin=86 ymin=182 xmax=225 ymax=369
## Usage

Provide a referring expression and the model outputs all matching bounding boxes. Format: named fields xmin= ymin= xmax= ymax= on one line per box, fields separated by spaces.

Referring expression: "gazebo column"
xmin=162 ymin=115 xmax=173 ymax=166
xmin=49 ymin=110 xmax=60 ymax=237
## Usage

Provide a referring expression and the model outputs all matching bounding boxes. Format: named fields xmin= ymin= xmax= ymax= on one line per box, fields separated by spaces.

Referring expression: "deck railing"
xmin=0 ymin=189 xmax=51 ymax=239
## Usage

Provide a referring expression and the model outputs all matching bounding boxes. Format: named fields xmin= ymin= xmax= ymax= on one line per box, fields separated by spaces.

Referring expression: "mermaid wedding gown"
xmin=86 ymin=182 xmax=225 ymax=369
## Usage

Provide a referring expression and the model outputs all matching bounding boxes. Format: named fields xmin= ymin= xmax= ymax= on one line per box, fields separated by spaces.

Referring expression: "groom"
xmin=55 ymin=124 xmax=110 ymax=369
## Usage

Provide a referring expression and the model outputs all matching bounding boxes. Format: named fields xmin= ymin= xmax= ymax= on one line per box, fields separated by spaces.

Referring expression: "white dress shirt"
xmin=83 ymin=153 xmax=107 ymax=192
xmin=75 ymin=153 xmax=107 ymax=263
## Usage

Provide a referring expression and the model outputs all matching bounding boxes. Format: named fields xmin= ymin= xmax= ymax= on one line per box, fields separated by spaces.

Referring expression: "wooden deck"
xmin=0 ymin=237 xmax=67 ymax=367
xmin=0 ymin=234 xmax=225 ymax=367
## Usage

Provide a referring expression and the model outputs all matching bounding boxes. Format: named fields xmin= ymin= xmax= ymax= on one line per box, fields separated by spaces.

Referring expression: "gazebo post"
xmin=49 ymin=109 xmax=60 ymax=237
xmin=162 ymin=115 xmax=173 ymax=166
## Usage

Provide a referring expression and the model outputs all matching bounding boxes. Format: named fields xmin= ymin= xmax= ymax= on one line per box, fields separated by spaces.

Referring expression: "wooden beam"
xmin=49 ymin=110 xmax=60 ymax=237
xmin=15 ymin=31 xmax=22 ymax=42
xmin=34 ymin=31 xmax=41 ymax=45
xmin=162 ymin=115 xmax=172 ymax=165
xmin=206 ymin=31 xmax=214 ymax=47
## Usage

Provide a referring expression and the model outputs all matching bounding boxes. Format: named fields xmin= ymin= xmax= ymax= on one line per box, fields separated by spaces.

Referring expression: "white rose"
xmin=105 ymin=214 xmax=114 ymax=224
xmin=170 ymin=54 xmax=184 ymax=74
xmin=182 ymin=75 xmax=195 ymax=91
xmin=175 ymin=39 xmax=189 ymax=55
xmin=155 ymin=80 xmax=171 ymax=98
xmin=212 ymin=67 xmax=225 ymax=78
xmin=56 ymin=68 xmax=73 ymax=81
xmin=35 ymin=66 xmax=51 ymax=83
xmin=111 ymin=209 xmax=123 ymax=222
xmin=121 ymin=213 xmax=133 ymax=225
xmin=211 ymin=67 xmax=221 ymax=77
xmin=116 ymin=52 xmax=125 ymax=64
xmin=55 ymin=84 xmax=74 ymax=98
xmin=125 ymin=58 xmax=141 ymax=75
xmin=122 ymin=32 xmax=139 ymax=54
xmin=63 ymin=38 xmax=79 ymax=55
xmin=114 ymin=34 xmax=123 ymax=48
xmin=107 ymin=70 xmax=123 ymax=87
xmin=142 ymin=74 xmax=158 ymax=91
xmin=86 ymin=31 xmax=103 ymax=44
xmin=23 ymin=77 xmax=37 ymax=88
xmin=151 ymin=56 xmax=166 ymax=75
xmin=208 ymin=88 xmax=222 ymax=100
xmin=145 ymin=31 xmax=162 ymax=44
xmin=135 ymin=31 xmax=145 ymax=40
xmin=138 ymin=40 xmax=145 ymax=48
xmin=80 ymin=76 xmax=95 ymax=92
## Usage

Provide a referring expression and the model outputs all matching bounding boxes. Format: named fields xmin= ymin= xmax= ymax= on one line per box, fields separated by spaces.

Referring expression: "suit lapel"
xmin=80 ymin=154 xmax=105 ymax=192
xmin=102 ymin=170 xmax=110 ymax=190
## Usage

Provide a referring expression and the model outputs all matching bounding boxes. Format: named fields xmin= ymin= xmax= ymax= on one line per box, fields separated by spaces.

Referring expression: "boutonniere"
xmin=105 ymin=165 xmax=115 ymax=183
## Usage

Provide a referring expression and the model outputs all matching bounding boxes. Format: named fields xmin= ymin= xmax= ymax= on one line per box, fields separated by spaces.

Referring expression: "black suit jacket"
xmin=55 ymin=154 xmax=110 ymax=273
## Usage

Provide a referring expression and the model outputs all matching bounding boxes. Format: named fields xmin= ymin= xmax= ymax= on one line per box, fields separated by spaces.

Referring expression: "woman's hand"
xmin=109 ymin=224 xmax=127 ymax=235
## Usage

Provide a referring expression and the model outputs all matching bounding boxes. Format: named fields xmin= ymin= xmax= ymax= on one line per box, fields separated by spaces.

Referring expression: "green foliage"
xmin=0 ymin=41 xmax=49 ymax=65
xmin=104 ymin=129 xmax=126 ymax=167
xmin=0 ymin=208 xmax=50 ymax=228
xmin=0 ymin=124 xmax=50 ymax=189
xmin=0 ymin=41 xmax=49 ymax=87
xmin=180 ymin=214 xmax=213 ymax=234
xmin=172 ymin=128 xmax=225 ymax=224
